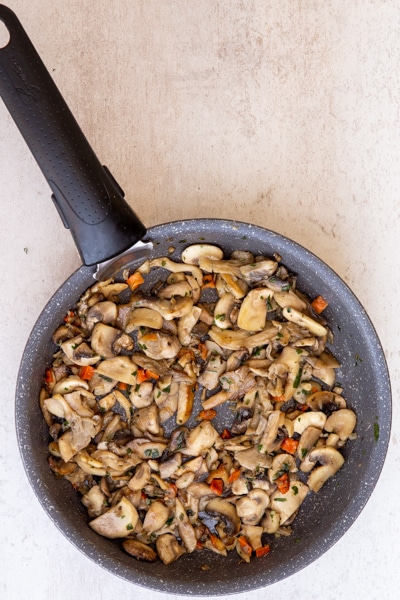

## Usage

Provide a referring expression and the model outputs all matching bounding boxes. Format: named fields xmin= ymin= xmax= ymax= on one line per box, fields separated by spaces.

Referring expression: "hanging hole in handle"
xmin=0 ymin=21 xmax=10 ymax=49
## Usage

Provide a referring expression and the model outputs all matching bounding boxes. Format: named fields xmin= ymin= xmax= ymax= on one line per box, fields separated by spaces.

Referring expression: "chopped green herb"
xmin=293 ymin=367 xmax=303 ymax=388
xmin=274 ymin=497 xmax=287 ymax=502
xmin=292 ymin=485 xmax=299 ymax=495
xmin=301 ymin=448 xmax=308 ymax=459
xmin=374 ymin=420 xmax=380 ymax=442
xmin=126 ymin=523 xmax=134 ymax=530
xmin=215 ymin=314 xmax=226 ymax=321
xmin=144 ymin=448 xmax=160 ymax=459
xmin=163 ymin=385 xmax=171 ymax=393
xmin=165 ymin=517 xmax=174 ymax=526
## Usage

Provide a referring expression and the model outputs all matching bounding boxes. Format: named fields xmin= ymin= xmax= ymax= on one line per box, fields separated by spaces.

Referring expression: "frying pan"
xmin=0 ymin=4 xmax=391 ymax=595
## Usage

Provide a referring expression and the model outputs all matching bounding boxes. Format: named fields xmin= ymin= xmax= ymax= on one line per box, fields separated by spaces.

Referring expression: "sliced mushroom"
xmin=91 ymin=323 xmax=134 ymax=358
xmin=268 ymin=454 xmax=297 ymax=484
xmin=205 ymin=497 xmax=241 ymax=535
xmin=296 ymin=426 xmax=323 ymax=461
xmin=198 ymin=354 xmax=227 ymax=390
xmin=122 ymin=539 xmax=157 ymax=562
xmin=239 ymin=259 xmax=277 ymax=282
xmin=150 ymin=256 xmax=203 ymax=286
xmin=237 ymin=288 xmax=271 ymax=332
xmin=176 ymin=383 xmax=195 ymax=425
xmin=261 ymin=508 xmax=281 ymax=534
xmin=305 ymin=446 xmax=345 ymax=492
xmin=143 ymin=500 xmax=170 ymax=533
xmin=182 ymin=244 xmax=224 ymax=265
xmin=156 ymin=533 xmax=186 ymax=565
xmin=125 ymin=308 xmax=163 ymax=332
xmin=293 ymin=411 xmax=327 ymax=435
xmin=324 ymin=409 xmax=357 ymax=441
xmin=282 ymin=307 xmax=327 ymax=337
xmin=178 ymin=306 xmax=202 ymax=345
xmin=96 ymin=356 xmax=137 ymax=385
xmin=81 ymin=485 xmax=106 ymax=518
xmin=208 ymin=323 xmax=278 ymax=351
xmin=86 ymin=301 xmax=118 ymax=331
xmin=61 ymin=335 xmax=99 ymax=367
xmin=89 ymin=496 xmax=139 ymax=539
xmin=270 ymin=480 xmax=309 ymax=524
xmin=138 ymin=330 xmax=181 ymax=360
xmin=213 ymin=293 xmax=237 ymax=329
xmin=52 ymin=375 xmax=89 ymax=395
xmin=306 ymin=391 xmax=347 ymax=412
xmin=128 ymin=462 xmax=151 ymax=491
xmin=158 ymin=280 xmax=193 ymax=299
xmin=236 ymin=489 xmax=270 ymax=525
xmin=235 ymin=447 xmax=272 ymax=471
xmin=175 ymin=498 xmax=197 ymax=553
xmin=273 ymin=290 xmax=307 ymax=311
xmin=181 ymin=421 xmax=219 ymax=457
xmin=131 ymin=293 xmax=194 ymax=321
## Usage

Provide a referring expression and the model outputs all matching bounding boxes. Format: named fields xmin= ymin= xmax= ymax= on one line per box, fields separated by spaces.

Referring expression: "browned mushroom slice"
xmin=91 ymin=323 xmax=133 ymax=358
xmin=304 ymin=447 xmax=345 ymax=492
xmin=205 ymin=498 xmax=241 ymax=535
xmin=236 ymin=489 xmax=270 ymax=525
xmin=138 ymin=330 xmax=181 ymax=360
xmin=324 ymin=409 xmax=357 ymax=441
xmin=85 ymin=301 xmax=118 ymax=331
xmin=89 ymin=497 xmax=138 ymax=539
xmin=270 ymin=480 xmax=309 ymax=524
xmin=122 ymin=539 xmax=157 ymax=562
xmin=61 ymin=335 xmax=99 ymax=367
xmin=181 ymin=421 xmax=219 ymax=457
xmin=156 ymin=533 xmax=186 ymax=565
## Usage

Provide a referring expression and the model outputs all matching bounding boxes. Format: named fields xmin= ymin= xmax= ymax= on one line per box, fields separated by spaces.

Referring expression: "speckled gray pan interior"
xmin=15 ymin=219 xmax=391 ymax=595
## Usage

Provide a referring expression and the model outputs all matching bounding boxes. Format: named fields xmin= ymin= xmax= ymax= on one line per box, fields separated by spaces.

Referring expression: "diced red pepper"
xmin=280 ymin=437 xmax=299 ymax=455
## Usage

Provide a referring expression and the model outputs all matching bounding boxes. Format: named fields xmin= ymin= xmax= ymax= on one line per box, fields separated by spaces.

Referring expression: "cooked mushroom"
xmin=122 ymin=539 xmax=157 ymax=562
xmin=131 ymin=293 xmax=194 ymax=321
xmin=324 ymin=409 xmax=357 ymax=441
xmin=237 ymin=288 xmax=271 ymax=332
xmin=89 ymin=496 xmax=139 ymax=539
xmin=128 ymin=462 xmax=151 ymax=491
xmin=213 ymin=293 xmax=238 ymax=330
xmin=236 ymin=489 xmax=270 ymax=525
xmin=81 ymin=485 xmax=106 ymax=518
xmin=156 ymin=533 xmax=186 ymax=565
xmin=143 ymin=500 xmax=170 ymax=533
xmin=138 ymin=330 xmax=181 ymax=360
xmin=175 ymin=498 xmax=197 ymax=552
xmin=296 ymin=426 xmax=323 ymax=460
xmin=300 ymin=446 xmax=345 ymax=492
xmin=293 ymin=411 xmax=327 ymax=435
xmin=181 ymin=421 xmax=219 ymax=457
xmin=306 ymin=390 xmax=347 ymax=412
xmin=85 ymin=301 xmax=118 ymax=331
xmin=282 ymin=306 xmax=327 ymax=337
xmin=205 ymin=497 xmax=241 ymax=535
xmin=96 ymin=356 xmax=137 ymax=385
xmin=182 ymin=244 xmax=224 ymax=265
xmin=239 ymin=259 xmax=278 ymax=282
xmin=52 ymin=375 xmax=89 ymax=395
xmin=150 ymin=256 xmax=203 ymax=286
xmin=125 ymin=308 xmax=163 ymax=332
xmin=270 ymin=480 xmax=309 ymax=524
xmin=178 ymin=306 xmax=202 ymax=345
xmin=61 ymin=335 xmax=99 ymax=367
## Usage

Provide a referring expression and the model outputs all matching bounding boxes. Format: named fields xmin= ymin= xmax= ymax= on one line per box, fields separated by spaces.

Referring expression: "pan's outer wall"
xmin=15 ymin=219 xmax=391 ymax=595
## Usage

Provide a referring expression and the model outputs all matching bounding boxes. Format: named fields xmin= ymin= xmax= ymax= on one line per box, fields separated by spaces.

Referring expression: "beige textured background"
xmin=1 ymin=1 xmax=399 ymax=599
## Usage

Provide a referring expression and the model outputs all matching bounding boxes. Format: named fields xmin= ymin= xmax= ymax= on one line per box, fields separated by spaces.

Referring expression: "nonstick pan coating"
xmin=15 ymin=218 xmax=391 ymax=595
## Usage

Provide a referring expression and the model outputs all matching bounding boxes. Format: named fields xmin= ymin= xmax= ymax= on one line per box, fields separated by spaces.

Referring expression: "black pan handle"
xmin=0 ymin=4 xmax=146 ymax=266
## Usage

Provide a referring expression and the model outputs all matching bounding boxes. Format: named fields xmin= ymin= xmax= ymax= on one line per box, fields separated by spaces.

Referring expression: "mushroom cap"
xmin=324 ymin=409 xmax=357 ymax=441
xmin=305 ymin=446 xmax=345 ymax=492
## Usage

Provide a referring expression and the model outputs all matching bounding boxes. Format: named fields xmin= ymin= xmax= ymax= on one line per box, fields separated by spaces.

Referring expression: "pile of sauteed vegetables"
xmin=40 ymin=244 xmax=356 ymax=565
